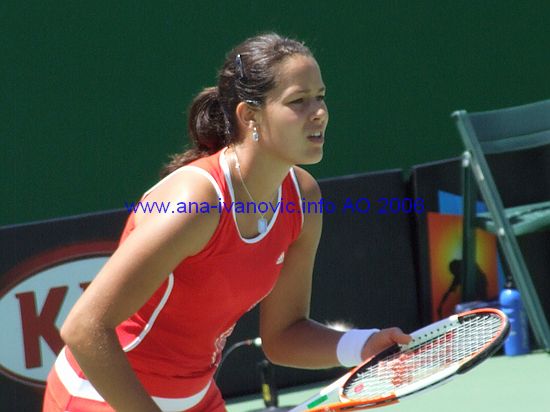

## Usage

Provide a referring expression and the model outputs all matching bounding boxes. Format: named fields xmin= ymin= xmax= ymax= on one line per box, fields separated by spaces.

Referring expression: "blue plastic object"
xmin=499 ymin=283 xmax=530 ymax=356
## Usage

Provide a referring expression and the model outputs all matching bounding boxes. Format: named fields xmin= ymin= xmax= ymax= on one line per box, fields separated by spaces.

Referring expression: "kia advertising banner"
xmin=0 ymin=210 xmax=128 ymax=410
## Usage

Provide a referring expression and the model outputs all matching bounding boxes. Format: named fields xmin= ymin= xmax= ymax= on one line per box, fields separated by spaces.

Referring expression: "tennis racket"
xmin=290 ymin=308 xmax=509 ymax=411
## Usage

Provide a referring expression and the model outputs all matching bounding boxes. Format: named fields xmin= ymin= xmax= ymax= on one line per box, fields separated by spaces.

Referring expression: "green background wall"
xmin=3 ymin=1 xmax=550 ymax=225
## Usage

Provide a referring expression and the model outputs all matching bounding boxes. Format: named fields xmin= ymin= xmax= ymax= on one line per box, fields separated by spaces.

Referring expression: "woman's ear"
xmin=235 ymin=101 xmax=260 ymax=131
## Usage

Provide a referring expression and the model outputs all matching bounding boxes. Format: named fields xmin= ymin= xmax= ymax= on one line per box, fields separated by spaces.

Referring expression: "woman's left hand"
xmin=360 ymin=327 xmax=412 ymax=361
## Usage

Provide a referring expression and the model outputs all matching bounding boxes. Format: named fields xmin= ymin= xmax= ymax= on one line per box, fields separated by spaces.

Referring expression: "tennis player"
xmin=43 ymin=33 xmax=411 ymax=412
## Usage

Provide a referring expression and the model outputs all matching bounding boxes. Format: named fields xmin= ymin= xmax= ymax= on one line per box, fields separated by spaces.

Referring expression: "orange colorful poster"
xmin=427 ymin=212 xmax=499 ymax=320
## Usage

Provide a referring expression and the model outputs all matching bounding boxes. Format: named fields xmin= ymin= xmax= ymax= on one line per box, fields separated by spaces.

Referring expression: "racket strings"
xmin=344 ymin=314 xmax=503 ymax=400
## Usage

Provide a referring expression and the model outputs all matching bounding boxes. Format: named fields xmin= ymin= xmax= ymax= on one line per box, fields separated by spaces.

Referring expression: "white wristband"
xmin=336 ymin=328 xmax=380 ymax=368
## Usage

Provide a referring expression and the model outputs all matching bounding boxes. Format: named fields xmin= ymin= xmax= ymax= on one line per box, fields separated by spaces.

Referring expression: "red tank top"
xmin=112 ymin=148 xmax=304 ymax=397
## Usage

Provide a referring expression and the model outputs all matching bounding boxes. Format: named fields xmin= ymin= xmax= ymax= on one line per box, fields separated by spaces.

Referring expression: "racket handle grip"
xmin=257 ymin=359 xmax=278 ymax=407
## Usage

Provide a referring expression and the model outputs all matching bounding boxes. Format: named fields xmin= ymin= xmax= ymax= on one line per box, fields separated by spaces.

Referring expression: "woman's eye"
xmin=316 ymin=95 xmax=325 ymax=101
xmin=290 ymin=98 xmax=304 ymax=104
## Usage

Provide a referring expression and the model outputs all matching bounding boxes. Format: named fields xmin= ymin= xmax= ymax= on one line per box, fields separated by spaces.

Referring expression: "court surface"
xmin=226 ymin=351 xmax=550 ymax=412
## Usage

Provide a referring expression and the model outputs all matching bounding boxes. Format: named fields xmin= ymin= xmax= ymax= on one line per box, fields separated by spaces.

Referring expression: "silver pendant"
xmin=257 ymin=217 xmax=267 ymax=234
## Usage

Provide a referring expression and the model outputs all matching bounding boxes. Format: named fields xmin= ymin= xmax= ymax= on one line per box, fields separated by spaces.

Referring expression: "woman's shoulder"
xmin=133 ymin=166 xmax=222 ymax=229
xmin=144 ymin=150 xmax=225 ymax=202
xmin=291 ymin=166 xmax=321 ymax=202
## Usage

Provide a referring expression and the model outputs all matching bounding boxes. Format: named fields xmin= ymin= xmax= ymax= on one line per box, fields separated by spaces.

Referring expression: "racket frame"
xmin=290 ymin=308 xmax=509 ymax=412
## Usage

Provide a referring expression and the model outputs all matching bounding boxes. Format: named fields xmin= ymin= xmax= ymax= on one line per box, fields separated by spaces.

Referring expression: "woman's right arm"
xmin=60 ymin=172 xmax=220 ymax=412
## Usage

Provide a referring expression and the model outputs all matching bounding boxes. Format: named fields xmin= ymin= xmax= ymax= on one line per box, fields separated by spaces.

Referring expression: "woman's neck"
xmin=228 ymin=144 xmax=291 ymax=204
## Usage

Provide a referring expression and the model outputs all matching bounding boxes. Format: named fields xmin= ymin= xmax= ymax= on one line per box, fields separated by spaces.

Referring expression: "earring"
xmin=252 ymin=126 xmax=260 ymax=142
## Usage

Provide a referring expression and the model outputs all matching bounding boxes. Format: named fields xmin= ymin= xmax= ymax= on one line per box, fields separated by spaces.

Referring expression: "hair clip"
xmin=235 ymin=54 xmax=245 ymax=79
xmin=244 ymin=99 xmax=260 ymax=107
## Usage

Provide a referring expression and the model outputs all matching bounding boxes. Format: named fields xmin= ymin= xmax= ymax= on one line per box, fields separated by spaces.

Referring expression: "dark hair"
xmin=160 ymin=33 xmax=313 ymax=177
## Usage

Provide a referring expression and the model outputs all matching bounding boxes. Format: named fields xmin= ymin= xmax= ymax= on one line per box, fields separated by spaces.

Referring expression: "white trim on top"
xmin=55 ymin=347 xmax=211 ymax=411
xmin=220 ymin=148 xmax=282 ymax=244
xmin=289 ymin=167 xmax=304 ymax=229
xmin=122 ymin=273 xmax=175 ymax=352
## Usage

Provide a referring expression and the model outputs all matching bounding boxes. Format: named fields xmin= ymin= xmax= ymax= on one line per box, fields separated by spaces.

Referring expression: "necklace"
xmin=232 ymin=148 xmax=270 ymax=234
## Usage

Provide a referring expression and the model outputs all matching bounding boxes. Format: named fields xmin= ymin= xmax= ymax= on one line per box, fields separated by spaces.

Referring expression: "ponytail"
xmin=160 ymin=87 xmax=228 ymax=177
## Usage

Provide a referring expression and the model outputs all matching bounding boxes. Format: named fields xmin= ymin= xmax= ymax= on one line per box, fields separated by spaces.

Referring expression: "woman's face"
xmin=257 ymin=54 xmax=329 ymax=165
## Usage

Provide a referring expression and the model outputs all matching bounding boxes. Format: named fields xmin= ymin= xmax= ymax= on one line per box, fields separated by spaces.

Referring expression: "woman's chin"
xmin=301 ymin=149 xmax=324 ymax=165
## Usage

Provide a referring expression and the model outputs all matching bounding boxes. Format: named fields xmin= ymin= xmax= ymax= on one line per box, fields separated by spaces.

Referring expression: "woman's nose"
xmin=311 ymin=102 xmax=328 ymax=123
